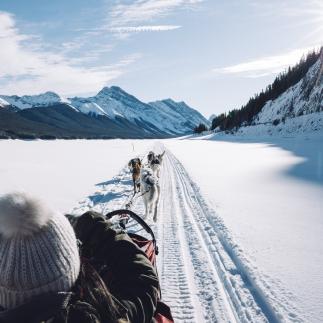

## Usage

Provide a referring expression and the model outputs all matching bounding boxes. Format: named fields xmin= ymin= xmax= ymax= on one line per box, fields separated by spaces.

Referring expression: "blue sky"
xmin=0 ymin=0 xmax=322 ymax=117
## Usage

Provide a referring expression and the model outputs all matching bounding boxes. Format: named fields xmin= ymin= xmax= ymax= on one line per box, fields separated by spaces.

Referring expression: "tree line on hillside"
xmin=193 ymin=48 xmax=321 ymax=134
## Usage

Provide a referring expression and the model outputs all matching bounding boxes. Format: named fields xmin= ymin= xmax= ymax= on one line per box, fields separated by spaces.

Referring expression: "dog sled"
xmin=105 ymin=209 xmax=174 ymax=323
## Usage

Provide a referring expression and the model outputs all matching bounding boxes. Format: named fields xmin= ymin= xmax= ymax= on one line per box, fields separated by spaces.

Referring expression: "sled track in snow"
xmin=159 ymin=149 xmax=283 ymax=323
xmin=157 ymin=153 xmax=204 ymax=322
xmin=158 ymin=152 xmax=236 ymax=322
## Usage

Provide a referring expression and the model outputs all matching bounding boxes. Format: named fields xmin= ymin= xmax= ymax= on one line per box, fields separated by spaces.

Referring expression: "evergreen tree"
xmin=193 ymin=123 xmax=208 ymax=133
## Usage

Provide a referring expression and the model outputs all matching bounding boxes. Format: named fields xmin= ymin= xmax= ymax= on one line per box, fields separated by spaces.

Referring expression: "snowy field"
xmin=0 ymin=137 xmax=322 ymax=322
xmin=0 ymin=139 xmax=153 ymax=211
xmin=164 ymin=135 xmax=323 ymax=322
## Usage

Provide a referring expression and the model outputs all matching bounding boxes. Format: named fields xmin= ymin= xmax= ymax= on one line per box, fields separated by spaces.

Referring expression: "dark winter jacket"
xmin=73 ymin=211 xmax=160 ymax=323
xmin=0 ymin=211 xmax=160 ymax=323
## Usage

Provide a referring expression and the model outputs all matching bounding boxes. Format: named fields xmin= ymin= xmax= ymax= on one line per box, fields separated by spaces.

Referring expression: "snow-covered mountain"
xmin=69 ymin=86 xmax=209 ymax=135
xmin=0 ymin=92 xmax=64 ymax=109
xmin=233 ymin=52 xmax=323 ymax=137
xmin=0 ymin=86 xmax=208 ymax=138
xmin=149 ymin=99 xmax=210 ymax=133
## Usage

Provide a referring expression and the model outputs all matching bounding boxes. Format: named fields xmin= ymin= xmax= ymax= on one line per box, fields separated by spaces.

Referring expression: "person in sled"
xmin=0 ymin=192 xmax=160 ymax=323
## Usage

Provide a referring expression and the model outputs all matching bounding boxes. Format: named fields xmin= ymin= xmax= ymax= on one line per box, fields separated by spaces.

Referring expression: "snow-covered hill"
xmin=233 ymin=52 xmax=323 ymax=137
xmin=0 ymin=86 xmax=208 ymax=136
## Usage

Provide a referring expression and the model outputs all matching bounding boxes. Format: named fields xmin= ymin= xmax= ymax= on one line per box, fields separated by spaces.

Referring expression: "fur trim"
xmin=0 ymin=192 xmax=53 ymax=238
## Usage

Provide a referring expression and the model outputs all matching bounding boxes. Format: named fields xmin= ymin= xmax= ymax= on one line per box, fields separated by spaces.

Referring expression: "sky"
xmin=0 ymin=0 xmax=322 ymax=118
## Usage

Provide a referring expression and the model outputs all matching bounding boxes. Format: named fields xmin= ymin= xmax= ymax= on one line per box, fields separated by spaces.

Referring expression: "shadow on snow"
xmin=188 ymin=134 xmax=323 ymax=187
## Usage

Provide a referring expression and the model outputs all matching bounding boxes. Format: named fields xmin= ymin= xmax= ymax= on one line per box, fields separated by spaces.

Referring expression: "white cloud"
xmin=74 ymin=0 xmax=201 ymax=39
xmin=110 ymin=25 xmax=181 ymax=33
xmin=213 ymin=46 xmax=320 ymax=78
xmin=109 ymin=0 xmax=202 ymax=26
xmin=0 ymin=11 xmax=138 ymax=95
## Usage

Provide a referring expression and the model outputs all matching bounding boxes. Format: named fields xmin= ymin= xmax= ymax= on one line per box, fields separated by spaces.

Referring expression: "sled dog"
xmin=148 ymin=151 xmax=165 ymax=178
xmin=140 ymin=167 xmax=160 ymax=222
xmin=147 ymin=151 xmax=155 ymax=164
xmin=128 ymin=158 xmax=142 ymax=194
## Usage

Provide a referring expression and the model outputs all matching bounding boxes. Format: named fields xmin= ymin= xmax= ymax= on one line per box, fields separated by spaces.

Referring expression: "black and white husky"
xmin=147 ymin=151 xmax=155 ymax=164
xmin=140 ymin=167 xmax=160 ymax=222
xmin=148 ymin=151 xmax=165 ymax=178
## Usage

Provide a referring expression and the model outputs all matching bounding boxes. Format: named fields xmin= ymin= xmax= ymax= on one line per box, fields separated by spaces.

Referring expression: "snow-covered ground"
xmin=0 ymin=139 xmax=153 ymax=211
xmin=234 ymin=111 xmax=323 ymax=137
xmin=0 ymin=138 xmax=322 ymax=322
xmin=164 ymin=136 xmax=323 ymax=322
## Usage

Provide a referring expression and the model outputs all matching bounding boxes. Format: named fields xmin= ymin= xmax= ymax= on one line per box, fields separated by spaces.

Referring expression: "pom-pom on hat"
xmin=0 ymin=192 xmax=80 ymax=309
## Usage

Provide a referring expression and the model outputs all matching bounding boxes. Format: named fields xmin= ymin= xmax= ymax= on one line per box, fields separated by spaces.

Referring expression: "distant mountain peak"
xmin=20 ymin=91 xmax=61 ymax=100
xmin=110 ymin=85 xmax=123 ymax=92
xmin=0 ymin=91 xmax=62 ymax=110
xmin=97 ymin=86 xmax=111 ymax=95
xmin=159 ymin=98 xmax=190 ymax=107
xmin=97 ymin=86 xmax=126 ymax=97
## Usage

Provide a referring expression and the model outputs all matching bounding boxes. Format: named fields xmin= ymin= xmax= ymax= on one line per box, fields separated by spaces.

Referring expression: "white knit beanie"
xmin=0 ymin=192 xmax=80 ymax=309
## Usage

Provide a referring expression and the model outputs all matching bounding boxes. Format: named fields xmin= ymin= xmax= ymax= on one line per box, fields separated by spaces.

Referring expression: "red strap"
xmin=154 ymin=313 xmax=174 ymax=323
xmin=154 ymin=301 xmax=174 ymax=323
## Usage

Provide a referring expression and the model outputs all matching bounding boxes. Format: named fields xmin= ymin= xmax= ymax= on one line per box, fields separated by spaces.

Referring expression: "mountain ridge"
xmin=0 ymin=86 xmax=208 ymax=139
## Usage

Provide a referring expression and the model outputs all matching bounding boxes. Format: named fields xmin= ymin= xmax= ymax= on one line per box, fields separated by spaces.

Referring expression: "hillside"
xmin=211 ymin=48 xmax=323 ymax=137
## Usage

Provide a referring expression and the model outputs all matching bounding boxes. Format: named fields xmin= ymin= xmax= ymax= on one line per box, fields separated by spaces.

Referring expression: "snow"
xmin=232 ymin=112 xmax=323 ymax=137
xmin=164 ymin=136 xmax=323 ymax=322
xmin=68 ymin=100 xmax=108 ymax=116
xmin=0 ymin=98 xmax=10 ymax=108
xmin=149 ymin=99 xmax=211 ymax=132
xmin=0 ymin=140 xmax=153 ymax=212
xmin=202 ymin=111 xmax=323 ymax=139
xmin=0 ymin=137 xmax=322 ymax=322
